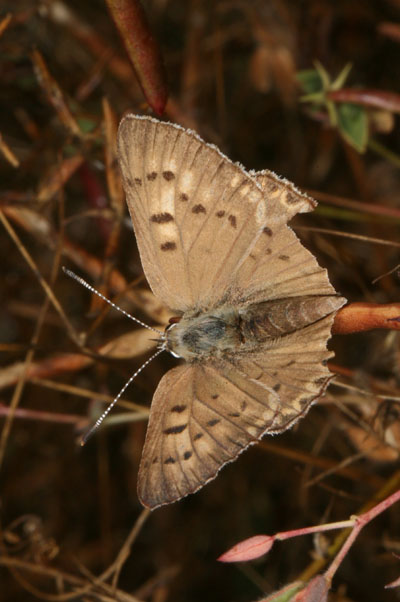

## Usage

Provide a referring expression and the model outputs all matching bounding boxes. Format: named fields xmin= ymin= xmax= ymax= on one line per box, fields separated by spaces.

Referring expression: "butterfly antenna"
xmin=81 ymin=347 xmax=164 ymax=445
xmin=63 ymin=267 xmax=164 ymax=335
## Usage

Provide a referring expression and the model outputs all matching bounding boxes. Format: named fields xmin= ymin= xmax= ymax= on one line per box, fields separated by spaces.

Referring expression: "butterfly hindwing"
xmin=137 ymin=362 xmax=282 ymax=509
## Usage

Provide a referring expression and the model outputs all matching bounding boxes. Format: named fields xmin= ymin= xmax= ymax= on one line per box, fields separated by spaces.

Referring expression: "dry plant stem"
xmin=333 ymin=302 xmax=400 ymax=334
xmin=70 ymin=509 xmax=150 ymax=597
xmin=110 ymin=509 xmax=151 ymax=591
xmin=0 ymin=557 xmax=143 ymax=602
xmin=259 ymin=441 xmax=383 ymax=488
xmin=95 ymin=98 xmax=125 ymax=314
xmin=299 ymin=469 xmax=400 ymax=583
xmin=0 ymin=191 xmax=66 ymax=464
xmin=30 ymin=377 xmax=149 ymax=414
xmin=102 ymin=97 xmax=125 ymax=213
xmin=0 ymin=353 xmax=93 ymax=392
xmin=297 ymin=225 xmax=400 ymax=248
xmin=0 ymin=13 xmax=12 ymax=38
xmin=0 ymin=211 xmax=68 ymax=470
xmin=30 ymin=49 xmax=83 ymax=138
xmin=105 ymin=0 xmax=168 ymax=114
xmin=0 ymin=211 xmax=80 ymax=346
xmin=0 ymin=132 xmax=19 ymax=167
xmin=368 ymin=137 xmax=400 ymax=168
xmin=0 ymin=404 xmax=83 ymax=425
xmin=37 ymin=155 xmax=85 ymax=203
xmin=308 ymin=188 xmax=400 ymax=220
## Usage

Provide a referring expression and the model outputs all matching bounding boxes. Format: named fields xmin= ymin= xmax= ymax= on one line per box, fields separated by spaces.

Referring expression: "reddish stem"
xmin=105 ymin=0 xmax=168 ymax=114
xmin=333 ymin=302 xmax=400 ymax=334
xmin=327 ymin=88 xmax=400 ymax=114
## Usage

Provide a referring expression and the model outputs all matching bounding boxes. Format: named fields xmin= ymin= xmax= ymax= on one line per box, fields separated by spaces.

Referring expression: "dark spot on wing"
xmin=160 ymin=241 xmax=177 ymax=251
xmin=286 ymin=360 xmax=295 ymax=367
xmin=207 ymin=419 xmax=220 ymax=427
xmin=273 ymin=383 xmax=281 ymax=391
xmin=228 ymin=215 xmax=237 ymax=228
xmin=279 ymin=255 xmax=290 ymax=261
xmin=180 ymin=193 xmax=189 ymax=201
xmin=286 ymin=192 xmax=299 ymax=204
xmin=192 ymin=204 xmax=206 ymax=214
xmin=163 ymin=170 xmax=175 ymax=181
xmin=126 ymin=177 xmax=133 ymax=186
xmin=183 ymin=451 xmax=192 ymax=460
xmin=266 ymin=248 xmax=272 ymax=255
xmin=171 ymin=405 xmax=187 ymax=413
xmin=240 ymin=400 xmax=247 ymax=412
xmin=150 ymin=212 xmax=174 ymax=223
xmin=263 ymin=226 xmax=273 ymax=236
xmin=134 ymin=177 xmax=142 ymax=185
xmin=216 ymin=210 xmax=225 ymax=218
xmin=163 ymin=424 xmax=187 ymax=435
xmin=211 ymin=394 xmax=219 ymax=399
xmin=164 ymin=457 xmax=176 ymax=464
xmin=228 ymin=412 xmax=240 ymax=418
xmin=152 ymin=457 xmax=158 ymax=464
xmin=147 ymin=171 xmax=157 ymax=181
xmin=249 ymin=254 xmax=256 ymax=260
xmin=194 ymin=433 xmax=203 ymax=441
xmin=266 ymin=182 xmax=278 ymax=193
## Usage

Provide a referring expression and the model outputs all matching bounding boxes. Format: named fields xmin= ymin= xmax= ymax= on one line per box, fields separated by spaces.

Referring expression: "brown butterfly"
xmin=117 ymin=115 xmax=346 ymax=510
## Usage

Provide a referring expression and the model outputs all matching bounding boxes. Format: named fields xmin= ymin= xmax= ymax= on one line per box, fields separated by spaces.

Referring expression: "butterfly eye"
xmin=168 ymin=316 xmax=182 ymax=325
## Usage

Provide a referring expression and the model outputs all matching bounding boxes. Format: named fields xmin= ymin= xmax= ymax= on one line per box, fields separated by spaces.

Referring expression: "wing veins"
xmin=193 ymin=388 xmax=253 ymax=436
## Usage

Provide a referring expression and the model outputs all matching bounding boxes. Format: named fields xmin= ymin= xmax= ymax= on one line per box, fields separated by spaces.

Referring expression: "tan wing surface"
xmin=118 ymin=115 xmax=266 ymax=313
xmin=137 ymin=362 xmax=281 ymax=510
xmin=137 ymin=310 xmax=343 ymax=510
xmin=228 ymin=170 xmax=339 ymax=305
xmin=227 ymin=311 xmax=344 ymax=434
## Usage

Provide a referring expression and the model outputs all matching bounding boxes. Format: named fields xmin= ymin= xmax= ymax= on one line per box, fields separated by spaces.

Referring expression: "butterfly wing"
xmin=138 ymin=311 xmax=340 ymax=510
xmin=228 ymin=170 xmax=340 ymax=305
xmin=225 ymin=312 xmax=341 ymax=434
xmin=137 ymin=362 xmax=281 ymax=509
xmin=118 ymin=115 xmax=266 ymax=313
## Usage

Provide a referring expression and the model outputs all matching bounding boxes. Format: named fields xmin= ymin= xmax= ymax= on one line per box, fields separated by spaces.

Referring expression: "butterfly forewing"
xmin=254 ymin=169 xmax=317 ymax=219
xmin=118 ymin=115 xmax=267 ymax=312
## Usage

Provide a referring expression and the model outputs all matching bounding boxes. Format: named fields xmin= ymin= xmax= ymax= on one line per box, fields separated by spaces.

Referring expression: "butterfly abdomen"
xmin=239 ymin=296 xmax=343 ymax=342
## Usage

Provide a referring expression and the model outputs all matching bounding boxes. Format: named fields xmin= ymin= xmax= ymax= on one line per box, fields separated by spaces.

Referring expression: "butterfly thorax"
xmin=165 ymin=295 xmax=341 ymax=362
xmin=165 ymin=307 xmax=242 ymax=361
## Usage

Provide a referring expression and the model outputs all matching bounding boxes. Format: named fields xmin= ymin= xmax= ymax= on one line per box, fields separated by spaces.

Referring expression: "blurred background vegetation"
xmin=1 ymin=1 xmax=400 ymax=600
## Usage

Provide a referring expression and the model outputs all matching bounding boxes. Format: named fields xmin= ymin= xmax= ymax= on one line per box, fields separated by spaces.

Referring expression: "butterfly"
xmin=117 ymin=115 xmax=346 ymax=510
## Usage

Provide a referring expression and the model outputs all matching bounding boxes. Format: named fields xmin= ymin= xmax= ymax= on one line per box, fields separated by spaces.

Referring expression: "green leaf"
xmin=260 ymin=581 xmax=302 ymax=601
xmin=331 ymin=62 xmax=352 ymax=91
xmin=296 ymin=68 xmax=324 ymax=95
xmin=337 ymin=102 xmax=368 ymax=152
xmin=77 ymin=117 xmax=97 ymax=134
xmin=313 ymin=60 xmax=331 ymax=90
